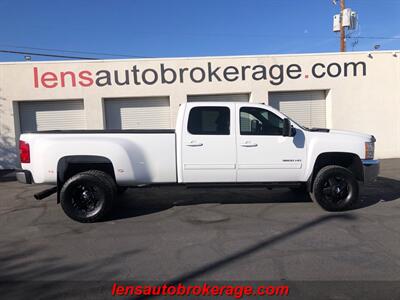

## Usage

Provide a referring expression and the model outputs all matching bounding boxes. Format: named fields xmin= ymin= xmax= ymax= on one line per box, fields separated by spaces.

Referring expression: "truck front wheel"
xmin=310 ymin=165 xmax=359 ymax=212
xmin=60 ymin=170 xmax=116 ymax=222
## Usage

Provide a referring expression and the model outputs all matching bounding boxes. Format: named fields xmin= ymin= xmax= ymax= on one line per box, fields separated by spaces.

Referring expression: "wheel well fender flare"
xmin=307 ymin=152 xmax=363 ymax=192
xmin=56 ymin=155 xmax=115 ymax=203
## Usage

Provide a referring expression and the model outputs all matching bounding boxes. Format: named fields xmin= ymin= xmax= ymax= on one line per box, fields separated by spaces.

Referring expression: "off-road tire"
xmin=60 ymin=170 xmax=116 ymax=222
xmin=310 ymin=165 xmax=359 ymax=212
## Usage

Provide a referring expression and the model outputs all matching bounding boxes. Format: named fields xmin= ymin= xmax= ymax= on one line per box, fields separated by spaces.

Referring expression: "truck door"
xmin=236 ymin=104 xmax=306 ymax=182
xmin=181 ymin=103 xmax=236 ymax=182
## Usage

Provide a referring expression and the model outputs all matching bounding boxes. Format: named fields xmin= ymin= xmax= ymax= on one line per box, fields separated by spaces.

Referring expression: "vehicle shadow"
xmin=108 ymin=185 xmax=310 ymax=221
xmin=0 ymin=169 xmax=16 ymax=182
xmin=107 ymin=176 xmax=400 ymax=221
xmin=353 ymin=176 xmax=400 ymax=209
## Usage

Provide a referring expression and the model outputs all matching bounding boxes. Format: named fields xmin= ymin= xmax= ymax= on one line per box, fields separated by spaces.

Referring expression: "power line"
xmin=0 ymin=44 xmax=151 ymax=58
xmin=1 ymin=35 xmax=398 ymax=61
xmin=0 ymin=49 xmax=97 ymax=60
xmin=348 ymin=36 xmax=400 ymax=40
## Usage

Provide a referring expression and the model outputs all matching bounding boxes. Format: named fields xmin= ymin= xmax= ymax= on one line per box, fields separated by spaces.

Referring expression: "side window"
xmin=188 ymin=106 xmax=230 ymax=135
xmin=240 ymin=107 xmax=283 ymax=135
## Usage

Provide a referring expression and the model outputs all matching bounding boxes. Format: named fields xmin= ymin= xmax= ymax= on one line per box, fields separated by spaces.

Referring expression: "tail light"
xmin=19 ymin=140 xmax=30 ymax=163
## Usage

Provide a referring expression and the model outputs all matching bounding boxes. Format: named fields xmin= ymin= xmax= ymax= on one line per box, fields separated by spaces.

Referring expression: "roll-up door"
xmin=19 ymin=100 xmax=86 ymax=132
xmin=187 ymin=93 xmax=249 ymax=102
xmin=268 ymin=90 xmax=327 ymax=128
xmin=104 ymin=97 xmax=170 ymax=129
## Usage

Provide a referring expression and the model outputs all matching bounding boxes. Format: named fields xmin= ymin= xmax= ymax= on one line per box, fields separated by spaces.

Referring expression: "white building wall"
xmin=0 ymin=51 xmax=399 ymax=168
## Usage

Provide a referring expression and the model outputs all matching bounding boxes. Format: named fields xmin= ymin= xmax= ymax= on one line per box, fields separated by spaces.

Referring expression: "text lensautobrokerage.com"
xmin=33 ymin=61 xmax=367 ymax=88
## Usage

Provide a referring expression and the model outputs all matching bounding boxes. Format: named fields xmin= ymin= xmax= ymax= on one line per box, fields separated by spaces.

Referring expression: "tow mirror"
xmin=282 ymin=118 xmax=294 ymax=137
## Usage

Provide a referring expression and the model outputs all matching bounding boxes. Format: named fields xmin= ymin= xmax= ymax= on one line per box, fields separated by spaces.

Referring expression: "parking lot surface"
xmin=1 ymin=159 xmax=400 ymax=298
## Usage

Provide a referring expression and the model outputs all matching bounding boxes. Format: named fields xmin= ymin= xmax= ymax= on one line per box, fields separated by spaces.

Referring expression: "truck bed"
xmin=20 ymin=131 xmax=177 ymax=185
xmin=24 ymin=129 xmax=175 ymax=134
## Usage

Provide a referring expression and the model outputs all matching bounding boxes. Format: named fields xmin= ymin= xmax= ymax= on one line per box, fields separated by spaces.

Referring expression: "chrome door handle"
xmin=240 ymin=142 xmax=258 ymax=147
xmin=186 ymin=141 xmax=203 ymax=147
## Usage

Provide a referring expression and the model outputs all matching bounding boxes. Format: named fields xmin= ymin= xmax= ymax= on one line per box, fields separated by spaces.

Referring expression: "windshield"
xmin=267 ymin=107 xmax=309 ymax=130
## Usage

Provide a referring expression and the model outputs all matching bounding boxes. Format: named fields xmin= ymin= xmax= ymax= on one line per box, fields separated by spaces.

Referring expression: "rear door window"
xmin=188 ymin=106 xmax=230 ymax=135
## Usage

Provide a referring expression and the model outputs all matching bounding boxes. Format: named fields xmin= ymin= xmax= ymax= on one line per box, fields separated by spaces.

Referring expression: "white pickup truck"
xmin=17 ymin=102 xmax=379 ymax=222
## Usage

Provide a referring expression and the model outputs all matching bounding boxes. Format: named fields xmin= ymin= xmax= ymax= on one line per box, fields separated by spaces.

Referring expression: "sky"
xmin=0 ymin=0 xmax=399 ymax=61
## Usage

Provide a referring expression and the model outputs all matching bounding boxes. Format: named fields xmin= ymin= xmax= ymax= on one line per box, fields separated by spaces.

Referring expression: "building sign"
xmin=33 ymin=61 xmax=367 ymax=89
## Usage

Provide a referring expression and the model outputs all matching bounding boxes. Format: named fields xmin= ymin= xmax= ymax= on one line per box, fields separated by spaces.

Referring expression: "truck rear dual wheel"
xmin=310 ymin=165 xmax=359 ymax=212
xmin=60 ymin=170 xmax=116 ymax=222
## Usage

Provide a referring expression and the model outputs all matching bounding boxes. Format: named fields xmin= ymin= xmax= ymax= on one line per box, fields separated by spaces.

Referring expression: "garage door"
xmin=105 ymin=97 xmax=170 ymax=129
xmin=19 ymin=100 xmax=86 ymax=133
xmin=268 ymin=90 xmax=326 ymax=128
xmin=187 ymin=93 xmax=249 ymax=102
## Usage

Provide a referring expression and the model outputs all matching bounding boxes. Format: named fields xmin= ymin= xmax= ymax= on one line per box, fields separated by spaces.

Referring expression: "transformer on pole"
xmin=332 ymin=0 xmax=358 ymax=52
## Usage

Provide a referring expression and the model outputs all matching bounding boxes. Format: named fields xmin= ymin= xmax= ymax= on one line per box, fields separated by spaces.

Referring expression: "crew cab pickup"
xmin=17 ymin=102 xmax=379 ymax=222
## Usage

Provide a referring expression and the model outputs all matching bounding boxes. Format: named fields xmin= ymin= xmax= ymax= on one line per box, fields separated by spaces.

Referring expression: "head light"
xmin=365 ymin=141 xmax=375 ymax=160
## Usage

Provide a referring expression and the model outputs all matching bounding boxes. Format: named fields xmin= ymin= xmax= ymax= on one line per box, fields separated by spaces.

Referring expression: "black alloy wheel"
xmin=60 ymin=170 xmax=116 ymax=222
xmin=311 ymin=165 xmax=359 ymax=211
xmin=70 ymin=183 xmax=104 ymax=217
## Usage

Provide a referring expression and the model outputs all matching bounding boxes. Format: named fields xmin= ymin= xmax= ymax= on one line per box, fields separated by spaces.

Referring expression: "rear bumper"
xmin=16 ymin=169 xmax=33 ymax=184
xmin=362 ymin=159 xmax=380 ymax=183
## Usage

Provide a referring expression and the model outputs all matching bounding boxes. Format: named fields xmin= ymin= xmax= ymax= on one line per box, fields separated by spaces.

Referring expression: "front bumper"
xmin=16 ymin=169 xmax=33 ymax=184
xmin=362 ymin=159 xmax=380 ymax=183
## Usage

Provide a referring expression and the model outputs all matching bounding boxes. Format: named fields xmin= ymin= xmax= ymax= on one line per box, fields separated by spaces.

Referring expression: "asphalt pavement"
xmin=1 ymin=159 xmax=400 ymax=299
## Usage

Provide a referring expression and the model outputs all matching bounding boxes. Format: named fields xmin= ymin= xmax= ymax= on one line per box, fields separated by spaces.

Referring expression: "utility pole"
xmin=333 ymin=0 xmax=357 ymax=52
xmin=340 ymin=0 xmax=346 ymax=52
